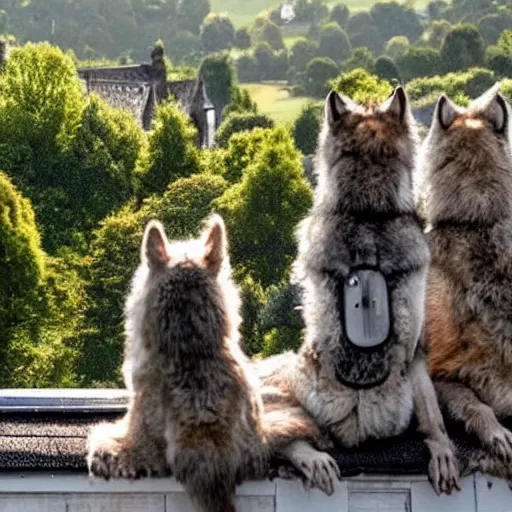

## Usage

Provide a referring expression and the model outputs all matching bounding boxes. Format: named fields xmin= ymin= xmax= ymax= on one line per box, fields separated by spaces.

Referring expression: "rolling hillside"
xmin=209 ymin=0 xmax=430 ymax=27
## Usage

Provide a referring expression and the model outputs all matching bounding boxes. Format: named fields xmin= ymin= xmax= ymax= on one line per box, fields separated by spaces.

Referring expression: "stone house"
xmin=78 ymin=46 xmax=215 ymax=147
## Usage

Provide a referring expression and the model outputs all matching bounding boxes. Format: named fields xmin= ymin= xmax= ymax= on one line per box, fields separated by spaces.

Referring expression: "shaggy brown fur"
xmin=87 ymin=215 xmax=342 ymax=507
xmin=255 ymin=87 xmax=460 ymax=496
xmin=87 ymin=216 xmax=268 ymax=512
xmin=419 ymin=84 xmax=512 ymax=481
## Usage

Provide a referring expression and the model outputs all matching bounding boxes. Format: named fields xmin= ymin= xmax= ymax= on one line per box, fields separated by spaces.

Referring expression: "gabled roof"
xmin=78 ymin=64 xmax=155 ymax=83
xmin=86 ymin=79 xmax=153 ymax=128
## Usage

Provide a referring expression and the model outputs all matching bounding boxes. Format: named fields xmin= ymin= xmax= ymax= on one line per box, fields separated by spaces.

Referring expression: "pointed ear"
xmin=202 ymin=214 xmax=227 ymax=274
xmin=482 ymin=91 xmax=509 ymax=134
xmin=325 ymin=90 xmax=352 ymax=125
xmin=379 ymin=86 xmax=408 ymax=121
xmin=142 ymin=220 xmax=169 ymax=268
xmin=435 ymin=94 xmax=459 ymax=130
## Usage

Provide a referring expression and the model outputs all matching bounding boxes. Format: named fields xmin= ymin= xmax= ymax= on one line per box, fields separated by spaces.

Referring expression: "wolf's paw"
xmin=482 ymin=423 xmax=512 ymax=464
xmin=88 ymin=446 xmax=158 ymax=480
xmin=427 ymin=440 xmax=461 ymax=496
xmin=285 ymin=442 xmax=341 ymax=496
xmin=300 ymin=451 xmax=341 ymax=496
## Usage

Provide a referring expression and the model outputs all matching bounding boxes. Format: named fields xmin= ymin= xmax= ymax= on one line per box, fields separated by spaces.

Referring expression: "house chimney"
xmin=151 ymin=42 xmax=167 ymax=101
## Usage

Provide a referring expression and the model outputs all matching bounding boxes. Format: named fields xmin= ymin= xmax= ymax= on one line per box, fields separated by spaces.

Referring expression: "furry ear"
xmin=481 ymin=91 xmax=509 ymax=134
xmin=325 ymin=90 xmax=352 ymax=125
xmin=142 ymin=220 xmax=170 ymax=268
xmin=435 ymin=95 xmax=458 ymax=130
xmin=379 ymin=86 xmax=408 ymax=121
xmin=202 ymin=214 xmax=227 ymax=274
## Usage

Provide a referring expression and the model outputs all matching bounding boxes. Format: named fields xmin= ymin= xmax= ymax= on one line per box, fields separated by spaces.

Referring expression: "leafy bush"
xmin=0 ymin=171 xmax=46 ymax=354
xmin=137 ymin=100 xmax=201 ymax=197
xmin=397 ymin=47 xmax=441 ymax=81
xmin=200 ymin=13 xmax=235 ymax=53
xmin=370 ymin=1 xmax=423 ymax=43
xmin=343 ymin=47 xmax=375 ymax=73
xmin=385 ymin=36 xmax=410 ymax=60
xmin=251 ymin=17 xmax=285 ymax=51
xmin=216 ymin=112 xmax=275 ymax=148
xmin=214 ymin=128 xmax=313 ymax=287
xmin=440 ymin=24 xmax=485 ymax=72
xmin=331 ymin=68 xmax=393 ymax=105
xmin=329 ymin=3 xmax=350 ymax=27
xmin=199 ymin=53 xmax=236 ymax=127
xmin=80 ymin=174 xmax=229 ymax=385
xmin=304 ymin=57 xmax=340 ymax=98
xmin=406 ymin=67 xmax=496 ymax=103
xmin=292 ymin=102 xmax=322 ymax=155
xmin=318 ymin=22 xmax=351 ymax=63
xmin=374 ymin=55 xmax=400 ymax=82
xmin=290 ymin=38 xmax=319 ymax=73
xmin=234 ymin=27 xmax=252 ymax=49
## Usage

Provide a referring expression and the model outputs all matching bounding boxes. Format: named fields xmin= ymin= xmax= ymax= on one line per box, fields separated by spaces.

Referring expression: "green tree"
xmin=397 ymin=47 xmax=441 ymax=81
xmin=216 ymin=112 xmax=275 ymax=148
xmin=260 ymin=281 xmax=304 ymax=356
xmin=374 ymin=55 xmax=400 ymax=81
xmin=0 ymin=171 xmax=45 ymax=357
xmin=385 ymin=35 xmax=409 ymax=60
xmin=440 ymin=24 xmax=485 ymax=72
xmin=420 ymin=20 xmax=452 ymax=49
xmin=62 ymin=94 xmax=145 ymax=245
xmin=304 ymin=57 xmax=340 ymax=98
xmin=251 ymin=17 xmax=285 ymax=51
xmin=199 ymin=53 xmax=236 ymax=127
xmin=370 ymin=1 xmax=423 ymax=43
xmin=346 ymin=12 xmax=384 ymax=55
xmin=80 ymin=174 xmax=229 ymax=385
xmin=329 ymin=3 xmax=350 ymax=27
xmin=331 ymin=68 xmax=393 ymax=105
xmin=343 ymin=47 xmax=375 ymax=72
xmin=318 ymin=22 xmax=351 ymax=63
xmin=200 ymin=13 xmax=235 ymax=52
xmin=137 ymin=100 xmax=201 ymax=197
xmin=497 ymin=30 xmax=512 ymax=55
xmin=477 ymin=12 xmax=512 ymax=46
xmin=214 ymin=128 xmax=313 ymax=287
xmin=253 ymin=41 xmax=277 ymax=81
xmin=221 ymin=128 xmax=275 ymax=184
xmin=238 ymin=274 xmax=267 ymax=356
xmin=234 ymin=27 xmax=252 ymax=49
xmin=485 ymin=45 xmax=512 ymax=77
xmin=290 ymin=38 xmax=319 ymax=73
xmin=292 ymin=102 xmax=322 ymax=155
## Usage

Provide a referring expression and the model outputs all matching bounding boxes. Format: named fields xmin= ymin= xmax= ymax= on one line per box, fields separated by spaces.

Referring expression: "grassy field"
xmin=240 ymin=82 xmax=314 ymax=125
xmin=211 ymin=0 xmax=431 ymax=27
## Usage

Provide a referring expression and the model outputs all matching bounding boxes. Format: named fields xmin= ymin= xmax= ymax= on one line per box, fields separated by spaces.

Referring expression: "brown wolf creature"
xmin=87 ymin=215 xmax=337 ymax=510
xmin=256 ymin=86 xmax=460 ymax=496
xmin=420 ymin=85 xmax=512 ymax=481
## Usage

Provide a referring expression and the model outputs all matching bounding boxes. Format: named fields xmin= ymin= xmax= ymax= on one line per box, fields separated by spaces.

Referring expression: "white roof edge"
xmin=0 ymin=389 xmax=131 ymax=413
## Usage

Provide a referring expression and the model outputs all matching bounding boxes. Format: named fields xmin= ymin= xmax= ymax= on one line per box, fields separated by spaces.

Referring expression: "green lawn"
xmin=241 ymin=82 xmax=314 ymax=125
xmin=211 ymin=0 xmax=431 ymax=28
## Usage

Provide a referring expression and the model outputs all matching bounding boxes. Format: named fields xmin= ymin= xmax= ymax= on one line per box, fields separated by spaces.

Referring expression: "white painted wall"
xmin=0 ymin=473 xmax=508 ymax=512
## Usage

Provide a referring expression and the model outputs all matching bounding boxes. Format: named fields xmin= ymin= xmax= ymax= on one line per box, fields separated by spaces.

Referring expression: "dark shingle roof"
xmin=0 ymin=409 xmax=504 ymax=478
xmin=85 ymin=80 xmax=153 ymax=128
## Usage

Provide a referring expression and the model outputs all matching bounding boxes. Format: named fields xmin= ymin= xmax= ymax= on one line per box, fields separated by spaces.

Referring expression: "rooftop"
xmin=0 ymin=390 xmax=497 ymax=477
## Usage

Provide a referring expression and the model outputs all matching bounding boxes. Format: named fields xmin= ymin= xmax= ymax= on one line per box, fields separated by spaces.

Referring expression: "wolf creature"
xmin=87 ymin=216 xmax=270 ymax=512
xmin=419 ymin=84 xmax=512 ymax=482
xmin=87 ymin=215 xmax=339 ymax=510
xmin=256 ymin=86 xmax=460 ymax=496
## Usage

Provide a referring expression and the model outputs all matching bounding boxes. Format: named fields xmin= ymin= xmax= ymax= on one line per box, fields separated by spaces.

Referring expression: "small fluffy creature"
xmin=88 ymin=216 xmax=268 ymax=512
